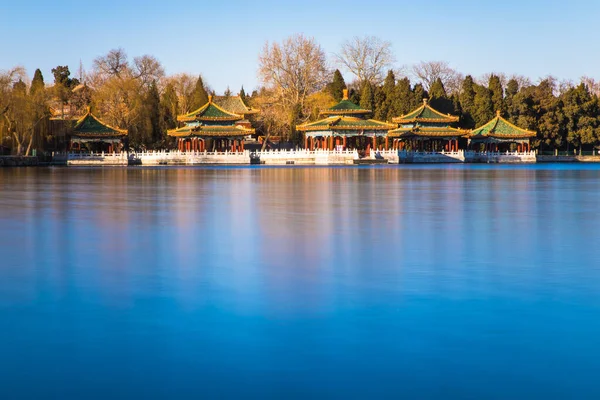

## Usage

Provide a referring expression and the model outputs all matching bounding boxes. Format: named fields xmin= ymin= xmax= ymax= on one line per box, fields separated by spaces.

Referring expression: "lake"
xmin=1 ymin=165 xmax=600 ymax=398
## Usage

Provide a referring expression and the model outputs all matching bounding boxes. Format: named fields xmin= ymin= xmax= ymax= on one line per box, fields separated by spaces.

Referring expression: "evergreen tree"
xmin=374 ymin=70 xmax=396 ymax=120
xmin=224 ymin=86 xmax=232 ymax=97
xmin=240 ymin=86 xmax=247 ymax=102
xmin=191 ymin=75 xmax=209 ymax=109
xmin=534 ymin=80 xmax=565 ymax=151
xmin=390 ymin=77 xmax=412 ymax=119
xmin=359 ymin=81 xmax=374 ymax=115
xmin=327 ymin=69 xmax=347 ymax=102
xmin=488 ymin=74 xmax=504 ymax=114
xmin=30 ymin=69 xmax=45 ymax=95
xmin=411 ymin=83 xmax=426 ymax=110
xmin=473 ymin=85 xmax=494 ymax=127
xmin=562 ymin=83 xmax=600 ymax=153
xmin=161 ymin=82 xmax=178 ymax=131
xmin=349 ymin=88 xmax=360 ymax=105
xmin=459 ymin=75 xmax=476 ymax=128
xmin=13 ymin=79 xmax=27 ymax=96
xmin=504 ymin=78 xmax=520 ymax=123
xmin=428 ymin=78 xmax=453 ymax=114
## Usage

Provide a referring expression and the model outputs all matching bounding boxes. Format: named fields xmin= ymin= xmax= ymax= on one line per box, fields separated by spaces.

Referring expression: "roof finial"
xmin=423 ymin=98 xmax=428 ymax=105
xmin=496 ymin=110 xmax=501 ymax=118
xmin=208 ymin=95 xmax=213 ymax=103
xmin=86 ymin=105 xmax=91 ymax=114
xmin=342 ymin=89 xmax=349 ymax=100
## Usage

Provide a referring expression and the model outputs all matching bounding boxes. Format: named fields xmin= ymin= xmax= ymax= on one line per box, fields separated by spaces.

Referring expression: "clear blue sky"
xmin=0 ymin=0 xmax=598 ymax=93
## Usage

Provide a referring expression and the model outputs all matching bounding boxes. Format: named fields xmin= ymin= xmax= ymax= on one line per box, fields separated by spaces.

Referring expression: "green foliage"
xmin=488 ymin=74 xmax=504 ymax=114
xmin=326 ymin=69 xmax=347 ymax=102
xmin=428 ymin=78 xmax=453 ymax=114
xmin=390 ymin=77 xmax=412 ymax=118
xmin=473 ymin=85 xmax=494 ymax=127
xmin=191 ymin=75 xmax=209 ymax=109
xmin=240 ymin=86 xmax=247 ymax=102
xmin=161 ymin=82 xmax=178 ymax=131
xmin=51 ymin=65 xmax=79 ymax=88
xmin=30 ymin=69 xmax=45 ymax=95
xmin=359 ymin=81 xmax=374 ymax=115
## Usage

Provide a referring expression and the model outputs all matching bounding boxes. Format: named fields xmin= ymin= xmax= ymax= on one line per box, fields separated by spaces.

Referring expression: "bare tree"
xmin=133 ymin=55 xmax=165 ymax=86
xmin=581 ymin=76 xmax=600 ymax=97
xmin=335 ymin=36 xmax=395 ymax=85
xmin=412 ymin=61 xmax=462 ymax=94
xmin=164 ymin=73 xmax=199 ymax=114
xmin=93 ymin=48 xmax=130 ymax=79
xmin=259 ymin=34 xmax=328 ymax=109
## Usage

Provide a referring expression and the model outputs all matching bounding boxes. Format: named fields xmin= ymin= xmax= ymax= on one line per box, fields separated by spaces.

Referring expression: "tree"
xmin=240 ymin=86 xmax=247 ymax=102
xmin=1 ymin=75 xmax=49 ymax=155
xmin=258 ymin=34 xmax=328 ymax=142
xmin=161 ymin=82 xmax=178 ymax=131
xmin=335 ymin=36 xmax=395 ymax=86
xmin=30 ymin=69 xmax=44 ymax=95
xmin=132 ymin=55 xmax=164 ymax=87
xmin=459 ymin=75 xmax=477 ymax=128
xmin=473 ymin=85 xmax=494 ymax=127
xmin=562 ymin=83 xmax=600 ymax=153
xmin=411 ymin=83 xmax=426 ymax=110
xmin=488 ymin=74 xmax=504 ymax=114
xmin=359 ymin=81 xmax=374 ymax=115
xmin=191 ymin=75 xmax=209 ymax=110
xmin=389 ymin=77 xmax=412 ymax=119
xmin=412 ymin=61 xmax=462 ymax=93
xmin=224 ymin=86 xmax=232 ymax=97
xmin=93 ymin=48 xmax=129 ymax=79
xmin=428 ymin=78 xmax=453 ymax=114
xmin=326 ymin=69 xmax=347 ymax=102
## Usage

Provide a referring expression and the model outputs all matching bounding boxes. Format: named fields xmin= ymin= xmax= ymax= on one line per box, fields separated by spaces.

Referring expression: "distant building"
xmin=388 ymin=98 xmax=468 ymax=152
xmin=69 ymin=108 xmax=127 ymax=153
xmin=168 ymin=96 xmax=254 ymax=152
xmin=296 ymin=89 xmax=393 ymax=152
xmin=469 ymin=111 xmax=536 ymax=152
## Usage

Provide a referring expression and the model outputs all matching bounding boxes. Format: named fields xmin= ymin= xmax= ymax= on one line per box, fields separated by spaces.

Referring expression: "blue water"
xmin=1 ymin=165 xmax=600 ymax=399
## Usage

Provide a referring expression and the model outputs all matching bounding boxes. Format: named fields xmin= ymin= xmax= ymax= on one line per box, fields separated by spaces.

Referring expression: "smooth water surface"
xmin=1 ymin=165 xmax=600 ymax=399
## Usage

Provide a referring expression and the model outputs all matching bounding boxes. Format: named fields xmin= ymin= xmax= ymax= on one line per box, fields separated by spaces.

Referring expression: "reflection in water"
xmin=1 ymin=165 xmax=600 ymax=398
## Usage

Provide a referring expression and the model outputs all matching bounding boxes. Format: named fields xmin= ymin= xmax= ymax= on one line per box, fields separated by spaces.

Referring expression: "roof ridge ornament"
xmin=496 ymin=110 xmax=501 ymax=117
xmin=342 ymin=89 xmax=349 ymax=100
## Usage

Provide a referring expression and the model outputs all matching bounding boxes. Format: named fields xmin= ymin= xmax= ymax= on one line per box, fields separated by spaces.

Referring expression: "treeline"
xmin=330 ymin=70 xmax=600 ymax=153
xmin=1 ymin=35 xmax=600 ymax=155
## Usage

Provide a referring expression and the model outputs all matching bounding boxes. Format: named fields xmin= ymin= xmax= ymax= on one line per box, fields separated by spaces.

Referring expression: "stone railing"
xmin=465 ymin=150 xmax=537 ymax=163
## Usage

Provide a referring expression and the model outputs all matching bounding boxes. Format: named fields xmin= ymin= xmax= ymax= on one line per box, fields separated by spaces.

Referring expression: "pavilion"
xmin=469 ymin=111 xmax=536 ymax=152
xmin=296 ymin=89 xmax=394 ymax=153
xmin=388 ymin=99 xmax=468 ymax=152
xmin=168 ymin=96 xmax=254 ymax=152
xmin=69 ymin=108 xmax=127 ymax=153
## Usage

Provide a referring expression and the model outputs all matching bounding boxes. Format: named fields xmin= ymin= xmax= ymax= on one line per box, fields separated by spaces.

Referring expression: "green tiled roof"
xmin=320 ymin=99 xmax=371 ymax=116
xmin=214 ymin=96 xmax=259 ymax=115
xmin=470 ymin=113 xmax=536 ymax=139
xmin=388 ymin=125 xmax=469 ymax=138
xmin=168 ymin=124 xmax=254 ymax=138
xmin=297 ymin=116 xmax=393 ymax=132
xmin=72 ymin=110 xmax=127 ymax=137
xmin=393 ymin=99 xmax=459 ymax=124
xmin=178 ymin=97 xmax=242 ymax=122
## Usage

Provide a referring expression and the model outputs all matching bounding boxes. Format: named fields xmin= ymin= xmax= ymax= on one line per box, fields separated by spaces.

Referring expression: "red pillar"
xmin=342 ymin=136 xmax=347 ymax=150
xmin=385 ymin=136 xmax=389 ymax=150
xmin=372 ymin=136 xmax=377 ymax=151
xmin=240 ymin=141 xmax=244 ymax=151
